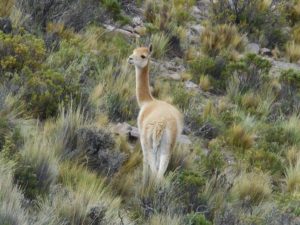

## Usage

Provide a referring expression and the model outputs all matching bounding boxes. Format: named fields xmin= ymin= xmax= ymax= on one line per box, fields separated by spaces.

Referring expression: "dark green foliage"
xmin=210 ymin=0 xmax=289 ymax=48
xmin=280 ymin=69 xmax=300 ymax=89
xmin=274 ymin=69 xmax=300 ymax=116
xmin=246 ymin=149 xmax=284 ymax=175
xmin=0 ymin=31 xmax=45 ymax=73
xmin=14 ymin=163 xmax=40 ymax=199
xmin=23 ymin=69 xmax=79 ymax=119
xmin=257 ymin=125 xmax=292 ymax=153
xmin=225 ymin=54 xmax=272 ymax=93
xmin=204 ymin=149 xmax=225 ymax=175
xmin=177 ymin=170 xmax=207 ymax=212
xmin=185 ymin=213 xmax=212 ymax=225
xmin=106 ymin=92 xmax=137 ymax=122
xmin=172 ymin=84 xmax=192 ymax=110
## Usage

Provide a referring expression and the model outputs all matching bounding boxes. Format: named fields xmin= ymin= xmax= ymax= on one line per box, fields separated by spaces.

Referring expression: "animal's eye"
xmin=141 ymin=55 xmax=146 ymax=59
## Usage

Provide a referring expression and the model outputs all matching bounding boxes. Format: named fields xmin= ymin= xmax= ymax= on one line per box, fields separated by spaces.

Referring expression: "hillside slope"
xmin=0 ymin=0 xmax=300 ymax=224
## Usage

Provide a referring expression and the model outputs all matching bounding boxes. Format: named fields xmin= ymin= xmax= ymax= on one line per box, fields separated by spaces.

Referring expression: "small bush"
xmin=185 ymin=213 xmax=212 ymax=225
xmin=225 ymin=54 xmax=272 ymax=93
xmin=210 ymin=0 xmax=288 ymax=48
xmin=188 ymin=55 xmax=228 ymax=91
xmin=246 ymin=149 xmax=284 ymax=175
xmin=200 ymin=24 xmax=246 ymax=58
xmin=232 ymin=171 xmax=272 ymax=204
xmin=22 ymin=69 xmax=79 ymax=119
xmin=172 ymin=84 xmax=192 ymax=111
xmin=0 ymin=31 xmax=45 ymax=73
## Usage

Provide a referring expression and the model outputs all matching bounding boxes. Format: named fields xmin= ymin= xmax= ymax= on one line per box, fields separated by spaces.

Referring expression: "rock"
xmin=185 ymin=81 xmax=200 ymax=90
xmin=132 ymin=16 xmax=143 ymax=26
xmin=162 ymin=72 xmax=181 ymax=81
xmin=260 ymin=47 xmax=272 ymax=56
xmin=134 ymin=26 xmax=147 ymax=35
xmin=113 ymin=122 xmax=131 ymax=136
xmin=190 ymin=24 xmax=205 ymax=35
xmin=268 ymin=58 xmax=300 ymax=78
xmin=178 ymin=135 xmax=192 ymax=145
xmin=0 ymin=18 xmax=12 ymax=33
xmin=246 ymin=43 xmax=260 ymax=54
xmin=103 ymin=24 xmax=140 ymax=38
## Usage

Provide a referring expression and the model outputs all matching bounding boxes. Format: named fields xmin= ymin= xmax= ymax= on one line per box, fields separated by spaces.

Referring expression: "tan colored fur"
xmin=128 ymin=46 xmax=183 ymax=180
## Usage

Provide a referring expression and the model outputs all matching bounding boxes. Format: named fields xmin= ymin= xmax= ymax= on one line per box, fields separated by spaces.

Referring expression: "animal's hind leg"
xmin=140 ymin=138 xmax=150 ymax=185
xmin=157 ymin=135 xmax=171 ymax=180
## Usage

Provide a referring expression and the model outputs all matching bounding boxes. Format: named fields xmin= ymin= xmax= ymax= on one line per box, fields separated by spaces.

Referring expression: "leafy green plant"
xmin=0 ymin=31 xmax=45 ymax=73
xmin=22 ymin=69 xmax=79 ymax=119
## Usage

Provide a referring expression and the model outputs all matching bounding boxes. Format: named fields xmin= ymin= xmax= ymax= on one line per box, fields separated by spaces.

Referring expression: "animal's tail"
xmin=151 ymin=121 xmax=167 ymax=172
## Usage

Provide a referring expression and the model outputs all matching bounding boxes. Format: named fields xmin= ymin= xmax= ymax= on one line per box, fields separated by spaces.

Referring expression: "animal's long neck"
xmin=135 ymin=63 xmax=153 ymax=107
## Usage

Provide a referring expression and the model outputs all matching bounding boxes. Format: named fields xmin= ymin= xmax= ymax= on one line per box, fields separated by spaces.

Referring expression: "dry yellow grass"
xmin=0 ymin=0 xmax=14 ymax=17
xmin=286 ymin=41 xmax=300 ymax=63
xmin=199 ymin=75 xmax=212 ymax=92
xmin=227 ymin=124 xmax=254 ymax=149
xmin=232 ymin=171 xmax=272 ymax=204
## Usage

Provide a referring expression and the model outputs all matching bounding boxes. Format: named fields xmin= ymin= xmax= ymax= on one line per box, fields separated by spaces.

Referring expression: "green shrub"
xmin=225 ymin=54 xmax=271 ymax=93
xmin=204 ymin=149 xmax=225 ymax=175
xmin=188 ymin=56 xmax=228 ymax=91
xmin=246 ymin=149 xmax=284 ymax=175
xmin=210 ymin=0 xmax=289 ymax=48
xmin=177 ymin=170 xmax=206 ymax=211
xmin=0 ymin=31 xmax=45 ymax=73
xmin=172 ymin=83 xmax=192 ymax=111
xmin=185 ymin=213 xmax=212 ymax=225
xmin=22 ymin=69 xmax=79 ymax=119
xmin=106 ymin=91 xmax=137 ymax=122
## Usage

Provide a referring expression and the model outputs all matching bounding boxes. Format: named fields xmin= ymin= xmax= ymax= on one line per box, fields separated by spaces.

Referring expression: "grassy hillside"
xmin=0 ymin=0 xmax=300 ymax=224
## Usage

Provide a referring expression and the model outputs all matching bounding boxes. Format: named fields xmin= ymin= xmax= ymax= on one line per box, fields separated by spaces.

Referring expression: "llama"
xmin=128 ymin=45 xmax=183 ymax=181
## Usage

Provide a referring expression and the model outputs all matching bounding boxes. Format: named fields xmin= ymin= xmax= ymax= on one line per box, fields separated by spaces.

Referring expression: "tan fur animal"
xmin=128 ymin=45 xmax=183 ymax=180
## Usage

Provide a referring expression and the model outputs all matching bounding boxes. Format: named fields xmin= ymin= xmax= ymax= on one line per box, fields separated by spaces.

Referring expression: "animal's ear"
xmin=148 ymin=44 xmax=153 ymax=55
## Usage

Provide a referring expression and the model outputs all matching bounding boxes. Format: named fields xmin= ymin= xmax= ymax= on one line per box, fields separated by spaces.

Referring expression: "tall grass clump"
xmin=232 ymin=171 xmax=272 ymax=204
xmin=0 ymin=0 xmax=14 ymax=17
xmin=15 ymin=128 xmax=59 ymax=199
xmin=0 ymin=158 xmax=28 ymax=225
xmin=200 ymin=24 xmax=246 ymax=58
xmin=44 ymin=105 xmax=88 ymax=158
xmin=36 ymin=162 xmax=125 ymax=225
xmin=284 ymin=158 xmax=300 ymax=194
xmin=151 ymin=33 xmax=169 ymax=59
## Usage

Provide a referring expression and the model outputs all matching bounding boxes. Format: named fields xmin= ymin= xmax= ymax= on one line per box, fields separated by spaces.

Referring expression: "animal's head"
xmin=128 ymin=44 xmax=152 ymax=68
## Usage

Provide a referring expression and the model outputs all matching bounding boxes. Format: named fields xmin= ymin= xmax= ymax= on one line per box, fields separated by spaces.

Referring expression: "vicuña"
xmin=128 ymin=45 xmax=183 ymax=181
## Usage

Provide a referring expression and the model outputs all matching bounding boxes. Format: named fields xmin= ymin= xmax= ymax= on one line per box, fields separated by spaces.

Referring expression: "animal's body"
xmin=128 ymin=45 xmax=183 ymax=180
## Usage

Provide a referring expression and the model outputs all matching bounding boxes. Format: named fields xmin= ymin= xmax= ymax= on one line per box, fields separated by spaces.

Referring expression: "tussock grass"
xmin=151 ymin=33 xmax=170 ymax=59
xmin=36 ymin=162 xmax=125 ymax=225
xmin=286 ymin=41 xmax=300 ymax=62
xmin=282 ymin=115 xmax=300 ymax=146
xmin=285 ymin=158 xmax=300 ymax=194
xmin=199 ymin=75 xmax=212 ymax=92
xmin=0 ymin=0 xmax=14 ymax=17
xmin=232 ymin=171 xmax=272 ymax=204
xmin=44 ymin=105 xmax=89 ymax=158
xmin=18 ymin=129 xmax=59 ymax=198
xmin=0 ymin=158 xmax=28 ymax=225
xmin=148 ymin=214 xmax=183 ymax=225
xmin=227 ymin=124 xmax=254 ymax=150
xmin=200 ymin=24 xmax=246 ymax=58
